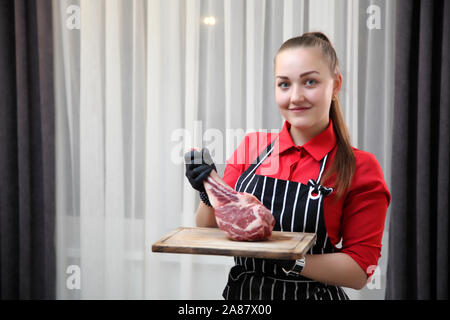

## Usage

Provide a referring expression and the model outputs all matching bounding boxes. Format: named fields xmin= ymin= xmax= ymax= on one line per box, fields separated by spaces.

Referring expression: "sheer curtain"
xmin=54 ymin=0 xmax=395 ymax=299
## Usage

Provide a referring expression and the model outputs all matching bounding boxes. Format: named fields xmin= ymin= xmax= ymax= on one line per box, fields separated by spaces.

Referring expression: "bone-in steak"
xmin=203 ymin=173 xmax=275 ymax=241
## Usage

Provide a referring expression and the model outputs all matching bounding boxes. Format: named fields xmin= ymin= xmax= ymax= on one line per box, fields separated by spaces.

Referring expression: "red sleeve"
xmin=339 ymin=151 xmax=391 ymax=278
xmin=222 ymin=161 xmax=243 ymax=190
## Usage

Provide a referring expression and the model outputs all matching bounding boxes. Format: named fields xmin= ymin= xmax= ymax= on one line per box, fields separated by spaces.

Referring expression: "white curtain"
xmin=54 ymin=0 xmax=395 ymax=299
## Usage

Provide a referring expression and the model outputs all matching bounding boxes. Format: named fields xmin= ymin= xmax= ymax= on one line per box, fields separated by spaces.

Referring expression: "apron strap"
xmin=235 ymin=138 xmax=278 ymax=191
xmin=308 ymin=153 xmax=333 ymax=197
xmin=316 ymin=154 xmax=328 ymax=184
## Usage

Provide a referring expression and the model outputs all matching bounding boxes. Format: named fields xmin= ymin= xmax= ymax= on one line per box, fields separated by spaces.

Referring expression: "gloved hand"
xmin=184 ymin=148 xmax=217 ymax=193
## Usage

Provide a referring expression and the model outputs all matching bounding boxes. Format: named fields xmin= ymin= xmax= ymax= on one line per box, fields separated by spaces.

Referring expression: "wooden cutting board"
xmin=152 ymin=227 xmax=316 ymax=260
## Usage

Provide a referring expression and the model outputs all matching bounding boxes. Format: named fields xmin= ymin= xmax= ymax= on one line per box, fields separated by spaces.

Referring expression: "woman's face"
xmin=275 ymin=47 xmax=341 ymax=132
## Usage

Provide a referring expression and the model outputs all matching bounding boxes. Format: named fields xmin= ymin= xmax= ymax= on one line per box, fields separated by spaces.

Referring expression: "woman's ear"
xmin=333 ymin=73 xmax=343 ymax=97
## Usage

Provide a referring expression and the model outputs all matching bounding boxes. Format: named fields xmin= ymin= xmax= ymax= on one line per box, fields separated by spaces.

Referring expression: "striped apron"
xmin=222 ymin=138 xmax=349 ymax=300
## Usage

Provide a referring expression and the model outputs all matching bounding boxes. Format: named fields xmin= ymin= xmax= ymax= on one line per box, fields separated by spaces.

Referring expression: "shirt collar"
xmin=276 ymin=118 xmax=336 ymax=161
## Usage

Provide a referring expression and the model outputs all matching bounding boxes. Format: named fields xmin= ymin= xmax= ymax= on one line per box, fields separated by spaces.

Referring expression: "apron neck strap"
xmin=316 ymin=153 xmax=329 ymax=184
xmin=249 ymin=137 xmax=278 ymax=170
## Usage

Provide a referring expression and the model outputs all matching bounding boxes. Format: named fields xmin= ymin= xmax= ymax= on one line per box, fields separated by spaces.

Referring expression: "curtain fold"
xmin=0 ymin=0 xmax=55 ymax=299
xmin=386 ymin=0 xmax=449 ymax=300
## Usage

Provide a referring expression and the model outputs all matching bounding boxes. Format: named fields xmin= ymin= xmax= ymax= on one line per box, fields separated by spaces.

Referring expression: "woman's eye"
xmin=278 ymin=82 xmax=289 ymax=88
xmin=305 ymin=79 xmax=317 ymax=86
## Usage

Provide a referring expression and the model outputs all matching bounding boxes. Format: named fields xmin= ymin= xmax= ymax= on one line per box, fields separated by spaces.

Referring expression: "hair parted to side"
xmin=274 ymin=31 xmax=356 ymax=200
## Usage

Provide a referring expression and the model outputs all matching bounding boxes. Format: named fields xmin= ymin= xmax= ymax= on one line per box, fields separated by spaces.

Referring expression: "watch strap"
xmin=282 ymin=257 xmax=306 ymax=276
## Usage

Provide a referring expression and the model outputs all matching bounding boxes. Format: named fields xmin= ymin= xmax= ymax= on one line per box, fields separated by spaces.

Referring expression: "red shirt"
xmin=222 ymin=119 xmax=391 ymax=277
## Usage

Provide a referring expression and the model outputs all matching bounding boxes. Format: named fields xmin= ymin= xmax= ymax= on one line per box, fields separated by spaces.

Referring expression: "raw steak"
xmin=203 ymin=171 xmax=275 ymax=241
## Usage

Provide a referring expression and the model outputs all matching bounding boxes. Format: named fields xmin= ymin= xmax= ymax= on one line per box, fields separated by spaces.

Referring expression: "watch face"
xmin=293 ymin=258 xmax=305 ymax=273
xmin=296 ymin=257 xmax=305 ymax=266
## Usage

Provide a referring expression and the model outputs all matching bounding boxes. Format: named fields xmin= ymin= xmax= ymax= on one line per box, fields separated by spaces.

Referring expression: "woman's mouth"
xmin=289 ymin=107 xmax=311 ymax=113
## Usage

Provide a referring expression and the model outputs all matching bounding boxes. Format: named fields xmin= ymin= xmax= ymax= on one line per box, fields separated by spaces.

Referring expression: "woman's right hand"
xmin=184 ymin=148 xmax=217 ymax=192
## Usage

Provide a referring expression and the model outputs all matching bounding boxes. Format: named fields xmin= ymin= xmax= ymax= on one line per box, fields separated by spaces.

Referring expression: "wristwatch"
xmin=282 ymin=257 xmax=306 ymax=276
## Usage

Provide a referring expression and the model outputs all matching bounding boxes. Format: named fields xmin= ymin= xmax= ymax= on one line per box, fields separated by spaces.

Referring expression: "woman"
xmin=185 ymin=32 xmax=391 ymax=300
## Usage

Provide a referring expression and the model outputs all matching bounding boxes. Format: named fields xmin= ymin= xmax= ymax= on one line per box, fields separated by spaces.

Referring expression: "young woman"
xmin=185 ymin=32 xmax=391 ymax=300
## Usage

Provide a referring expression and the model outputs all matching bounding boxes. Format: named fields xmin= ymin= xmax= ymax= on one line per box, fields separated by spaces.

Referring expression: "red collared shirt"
xmin=222 ymin=119 xmax=391 ymax=277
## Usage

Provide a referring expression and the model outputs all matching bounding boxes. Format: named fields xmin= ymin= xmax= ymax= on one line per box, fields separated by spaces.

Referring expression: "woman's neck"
xmin=289 ymin=118 xmax=330 ymax=146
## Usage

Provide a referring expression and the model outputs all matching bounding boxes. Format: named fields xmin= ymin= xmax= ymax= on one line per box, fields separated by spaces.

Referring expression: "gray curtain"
xmin=386 ymin=0 xmax=449 ymax=299
xmin=0 ymin=0 xmax=55 ymax=299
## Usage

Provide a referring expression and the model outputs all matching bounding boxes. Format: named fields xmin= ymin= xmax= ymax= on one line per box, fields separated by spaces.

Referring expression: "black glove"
xmin=184 ymin=148 xmax=217 ymax=193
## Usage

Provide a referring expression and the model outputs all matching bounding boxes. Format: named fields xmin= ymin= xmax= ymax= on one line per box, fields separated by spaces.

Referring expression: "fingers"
xmin=186 ymin=165 xmax=211 ymax=179
xmin=201 ymin=148 xmax=214 ymax=166
xmin=184 ymin=150 xmax=200 ymax=164
xmin=185 ymin=164 xmax=212 ymax=192
xmin=184 ymin=148 xmax=216 ymax=192
xmin=184 ymin=150 xmax=192 ymax=164
xmin=184 ymin=149 xmax=204 ymax=165
xmin=195 ymin=166 xmax=213 ymax=184
xmin=192 ymin=165 xmax=210 ymax=175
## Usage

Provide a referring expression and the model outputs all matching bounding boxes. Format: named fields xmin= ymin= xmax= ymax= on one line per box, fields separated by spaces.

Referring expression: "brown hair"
xmin=274 ymin=32 xmax=355 ymax=200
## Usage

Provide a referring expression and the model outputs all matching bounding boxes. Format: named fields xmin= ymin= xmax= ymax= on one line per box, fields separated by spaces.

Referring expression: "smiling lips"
xmin=289 ymin=107 xmax=311 ymax=112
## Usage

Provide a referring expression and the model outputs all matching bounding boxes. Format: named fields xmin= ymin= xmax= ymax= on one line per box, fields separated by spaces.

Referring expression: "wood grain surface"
xmin=152 ymin=227 xmax=316 ymax=260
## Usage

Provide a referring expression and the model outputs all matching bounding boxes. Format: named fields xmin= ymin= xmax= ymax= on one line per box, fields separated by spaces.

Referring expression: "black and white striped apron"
xmin=222 ymin=138 xmax=349 ymax=300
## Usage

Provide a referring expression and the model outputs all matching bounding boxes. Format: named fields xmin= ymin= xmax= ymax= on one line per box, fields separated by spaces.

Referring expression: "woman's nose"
xmin=290 ymin=85 xmax=305 ymax=104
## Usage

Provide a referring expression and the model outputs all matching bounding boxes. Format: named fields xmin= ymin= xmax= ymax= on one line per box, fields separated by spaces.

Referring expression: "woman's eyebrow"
xmin=300 ymin=70 xmax=320 ymax=77
xmin=276 ymin=71 xmax=320 ymax=79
